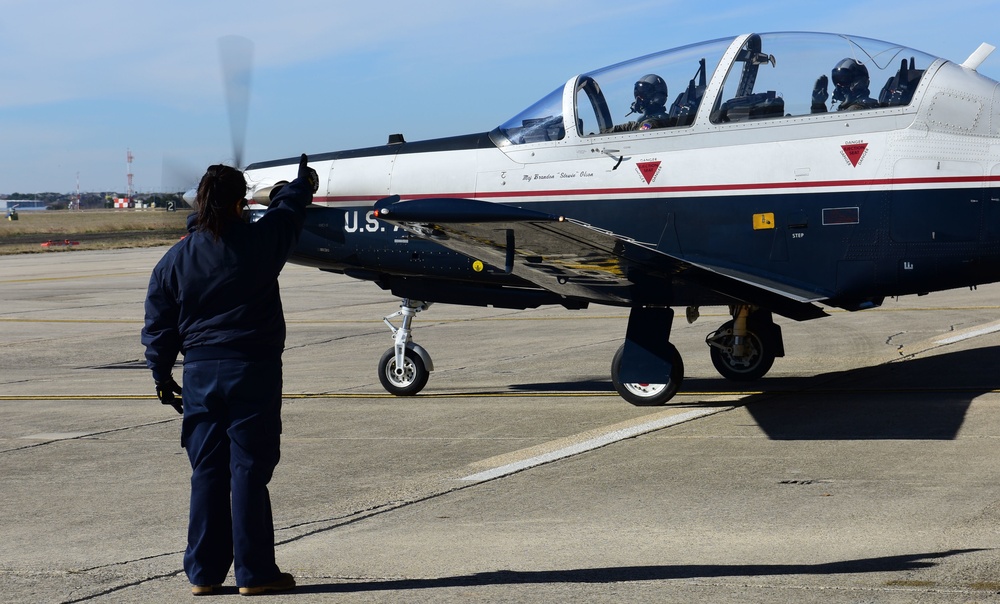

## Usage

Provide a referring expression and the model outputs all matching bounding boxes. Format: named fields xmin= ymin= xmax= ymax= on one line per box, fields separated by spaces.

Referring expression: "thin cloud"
xmin=1 ymin=0 xmax=999 ymax=191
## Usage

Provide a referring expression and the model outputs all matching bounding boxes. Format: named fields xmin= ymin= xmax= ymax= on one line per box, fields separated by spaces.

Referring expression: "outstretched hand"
xmin=812 ymin=75 xmax=829 ymax=104
xmin=298 ymin=154 xmax=319 ymax=194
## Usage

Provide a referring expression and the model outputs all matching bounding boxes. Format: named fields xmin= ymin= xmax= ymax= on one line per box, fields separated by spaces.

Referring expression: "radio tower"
xmin=126 ymin=149 xmax=134 ymax=206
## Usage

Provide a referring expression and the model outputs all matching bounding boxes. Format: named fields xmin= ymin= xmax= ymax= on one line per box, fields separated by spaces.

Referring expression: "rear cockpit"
xmin=709 ymin=33 xmax=934 ymax=123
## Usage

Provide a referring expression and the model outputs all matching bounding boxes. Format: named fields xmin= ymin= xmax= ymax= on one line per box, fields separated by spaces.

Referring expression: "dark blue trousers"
xmin=181 ymin=358 xmax=283 ymax=588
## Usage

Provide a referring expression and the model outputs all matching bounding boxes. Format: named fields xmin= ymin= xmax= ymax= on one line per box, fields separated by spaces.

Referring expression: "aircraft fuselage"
xmin=242 ymin=32 xmax=1000 ymax=403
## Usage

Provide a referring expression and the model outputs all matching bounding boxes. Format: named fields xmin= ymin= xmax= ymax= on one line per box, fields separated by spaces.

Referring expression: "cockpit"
xmin=493 ymin=32 xmax=937 ymax=146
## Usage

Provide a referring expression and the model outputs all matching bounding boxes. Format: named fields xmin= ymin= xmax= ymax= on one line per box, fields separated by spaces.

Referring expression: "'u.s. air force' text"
xmin=345 ymin=210 xmax=401 ymax=233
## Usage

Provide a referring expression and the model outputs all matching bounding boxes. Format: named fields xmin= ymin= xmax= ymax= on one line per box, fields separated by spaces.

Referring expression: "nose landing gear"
xmin=378 ymin=299 xmax=434 ymax=396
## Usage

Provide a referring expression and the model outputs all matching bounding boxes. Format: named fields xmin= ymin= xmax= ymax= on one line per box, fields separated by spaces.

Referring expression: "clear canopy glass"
xmin=495 ymin=32 xmax=939 ymax=145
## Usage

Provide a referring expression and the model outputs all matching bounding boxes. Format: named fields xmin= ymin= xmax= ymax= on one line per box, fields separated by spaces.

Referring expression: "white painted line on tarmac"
xmin=20 ymin=432 xmax=92 ymax=441
xmin=933 ymin=321 xmax=1000 ymax=345
xmin=458 ymin=406 xmax=732 ymax=483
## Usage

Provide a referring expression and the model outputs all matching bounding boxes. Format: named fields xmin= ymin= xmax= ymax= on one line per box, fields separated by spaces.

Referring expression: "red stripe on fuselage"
xmin=314 ymin=174 xmax=1000 ymax=205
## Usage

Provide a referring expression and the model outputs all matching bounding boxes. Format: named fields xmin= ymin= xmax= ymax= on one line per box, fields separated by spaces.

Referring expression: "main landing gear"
xmin=609 ymin=306 xmax=684 ymax=406
xmin=374 ymin=299 xmax=783 ymax=405
xmin=705 ymin=306 xmax=783 ymax=382
xmin=610 ymin=341 xmax=684 ymax=406
xmin=609 ymin=305 xmax=784 ymax=407
xmin=378 ymin=299 xmax=434 ymax=396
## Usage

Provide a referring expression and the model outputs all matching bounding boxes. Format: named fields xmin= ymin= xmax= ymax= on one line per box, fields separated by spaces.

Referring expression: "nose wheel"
xmin=378 ymin=347 xmax=429 ymax=396
xmin=378 ymin=299 xmax=434 ymax=396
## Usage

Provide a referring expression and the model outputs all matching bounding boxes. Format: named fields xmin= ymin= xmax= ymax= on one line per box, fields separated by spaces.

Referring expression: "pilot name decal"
xmin=636 ymin=160 xmax=662 ymax=185
xmin=522 ymin=171 xmax=595 ymax=182
xmin=840 ymin=141 xmax=869 ymax=167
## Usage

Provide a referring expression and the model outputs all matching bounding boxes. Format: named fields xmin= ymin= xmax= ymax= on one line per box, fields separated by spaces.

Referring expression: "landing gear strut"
xmin=609 ymin=306 xmax=685 ymax=406
xmin=706 ymin=306 xmax=783 ymax=382
xmin=378 ymin=299 xmax=434 ymax=395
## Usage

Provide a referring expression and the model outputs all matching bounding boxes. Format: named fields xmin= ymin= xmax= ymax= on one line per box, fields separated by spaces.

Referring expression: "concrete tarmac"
xmin=1 ymin=247 xmax=1000 ymax=603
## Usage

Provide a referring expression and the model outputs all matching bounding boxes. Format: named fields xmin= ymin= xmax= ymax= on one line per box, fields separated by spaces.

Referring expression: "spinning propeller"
xmin=218 ymin=35 xmax=254 ymax=171
xmin=177 ymin=35 xmax=255 ymax=206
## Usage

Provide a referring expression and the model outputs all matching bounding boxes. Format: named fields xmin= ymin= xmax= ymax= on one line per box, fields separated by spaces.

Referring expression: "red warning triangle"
xmin=841 ymin=143 xmax=867 ymax=167
xmin=637 ymin=161 xmax=661 ymax=184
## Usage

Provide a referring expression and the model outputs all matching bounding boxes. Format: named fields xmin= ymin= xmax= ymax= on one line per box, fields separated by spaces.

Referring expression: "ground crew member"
xmin=141 ymin=154 xmax=317 ymax=596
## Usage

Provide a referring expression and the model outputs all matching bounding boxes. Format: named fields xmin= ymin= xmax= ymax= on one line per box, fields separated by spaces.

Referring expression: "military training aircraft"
xmin=239 ymin=31 xmax=1000 ymax=405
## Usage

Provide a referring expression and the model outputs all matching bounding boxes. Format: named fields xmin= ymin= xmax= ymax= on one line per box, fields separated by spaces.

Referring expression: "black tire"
xmin=610 ymin=343 xmax=684 ymax=406
xmin=378 ymin=347 xmax=429 ymax=396
xmin=709 ymin=319 xmax=776 ymax=382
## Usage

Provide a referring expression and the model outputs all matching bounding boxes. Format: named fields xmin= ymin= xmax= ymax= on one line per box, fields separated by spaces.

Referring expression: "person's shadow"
xmin=292 ymin=549 xmax=984 ymax=594
xmin=283 ymin=349 xmax=996 ymax=595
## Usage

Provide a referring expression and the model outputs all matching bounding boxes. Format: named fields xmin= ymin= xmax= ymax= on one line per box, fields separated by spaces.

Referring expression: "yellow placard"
xmin=753 ymin=212 xmax=775 ymax=230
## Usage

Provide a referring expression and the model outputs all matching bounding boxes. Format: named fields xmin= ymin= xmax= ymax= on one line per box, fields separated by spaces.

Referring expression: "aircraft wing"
xmin=373 ymin=196 xmax=829 ymax=321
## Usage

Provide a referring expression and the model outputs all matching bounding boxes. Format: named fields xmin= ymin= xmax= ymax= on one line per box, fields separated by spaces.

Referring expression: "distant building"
xmin=0 ymin=200 xmax=47 ymax=211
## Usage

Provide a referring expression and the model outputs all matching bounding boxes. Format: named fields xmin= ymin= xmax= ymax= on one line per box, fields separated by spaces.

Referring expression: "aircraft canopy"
xmin=496 ymin=32 xmax=939 ymax=145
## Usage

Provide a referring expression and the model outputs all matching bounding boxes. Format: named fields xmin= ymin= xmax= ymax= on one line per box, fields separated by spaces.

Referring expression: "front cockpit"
xmin=492 ymin=32 xmax=941 ymax=147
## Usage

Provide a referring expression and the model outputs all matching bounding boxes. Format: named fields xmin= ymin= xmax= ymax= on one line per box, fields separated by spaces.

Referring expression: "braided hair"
xmin=194 ymin=164 xmax=247 ymax=240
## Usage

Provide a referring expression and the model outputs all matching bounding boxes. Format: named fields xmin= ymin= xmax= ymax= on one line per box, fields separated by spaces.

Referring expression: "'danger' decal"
xmin=636 ymin=161 xmax=662 ymax=184
xmin=841 ymin=142 xmax=869 ymax=167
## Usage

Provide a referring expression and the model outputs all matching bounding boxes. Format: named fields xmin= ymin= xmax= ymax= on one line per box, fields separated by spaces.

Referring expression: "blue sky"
xmin=3 ymin=0 xmax=1000 ymax=194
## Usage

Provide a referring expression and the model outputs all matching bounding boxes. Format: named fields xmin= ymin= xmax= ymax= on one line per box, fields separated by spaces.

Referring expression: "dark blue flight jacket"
xmin=141 ymin=177 xmax=313 ymax=383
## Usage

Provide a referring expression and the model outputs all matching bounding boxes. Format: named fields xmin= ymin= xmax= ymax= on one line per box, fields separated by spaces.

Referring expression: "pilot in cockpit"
xmin=608 ymin=74 xmax=672 ymax=132
xmin=811 ymin=58 xmax=880 ymax=113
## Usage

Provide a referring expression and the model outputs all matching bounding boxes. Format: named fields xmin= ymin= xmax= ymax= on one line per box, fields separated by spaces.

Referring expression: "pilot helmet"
xmin=831 ymin=58 xmax=870 ymax=101
xmin=633 ymin=74 xmax=668 ymax=114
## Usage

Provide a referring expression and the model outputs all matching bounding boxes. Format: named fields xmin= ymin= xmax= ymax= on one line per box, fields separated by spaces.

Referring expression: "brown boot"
xmin=191 ymin=584 xmax=222 ymax=596
xmin=238 ymin=572 xmax=295 ymax=596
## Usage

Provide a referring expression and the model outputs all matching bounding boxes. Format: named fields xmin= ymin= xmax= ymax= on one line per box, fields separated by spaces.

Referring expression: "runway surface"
xmin=2 ymin=247 xmax=1000 ymax=603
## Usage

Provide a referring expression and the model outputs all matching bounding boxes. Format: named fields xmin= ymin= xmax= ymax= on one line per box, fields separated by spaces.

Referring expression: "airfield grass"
xmin=0 ymin=209 xmax=190 ymax=255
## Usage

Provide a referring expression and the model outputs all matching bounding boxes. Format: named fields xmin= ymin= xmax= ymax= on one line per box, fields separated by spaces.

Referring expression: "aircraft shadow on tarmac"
xmin=292 ymin=549 xmax=983 ymax=594
xmin=513 ymin=345 xmax=1000 ymax=441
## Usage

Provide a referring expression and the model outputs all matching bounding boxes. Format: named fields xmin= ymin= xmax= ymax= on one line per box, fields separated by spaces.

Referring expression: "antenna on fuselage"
xmin=961 ymin=43 xmax=995 ymax=71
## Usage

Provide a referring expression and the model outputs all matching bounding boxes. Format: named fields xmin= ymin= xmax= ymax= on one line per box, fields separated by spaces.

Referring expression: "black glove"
xmin=298 ymin=154 xmax=319 ymax=194
xmin=155 ymin=377 xmax=183 ymax=414
xmin=811 ymin=75 xmax=829 ymax=112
